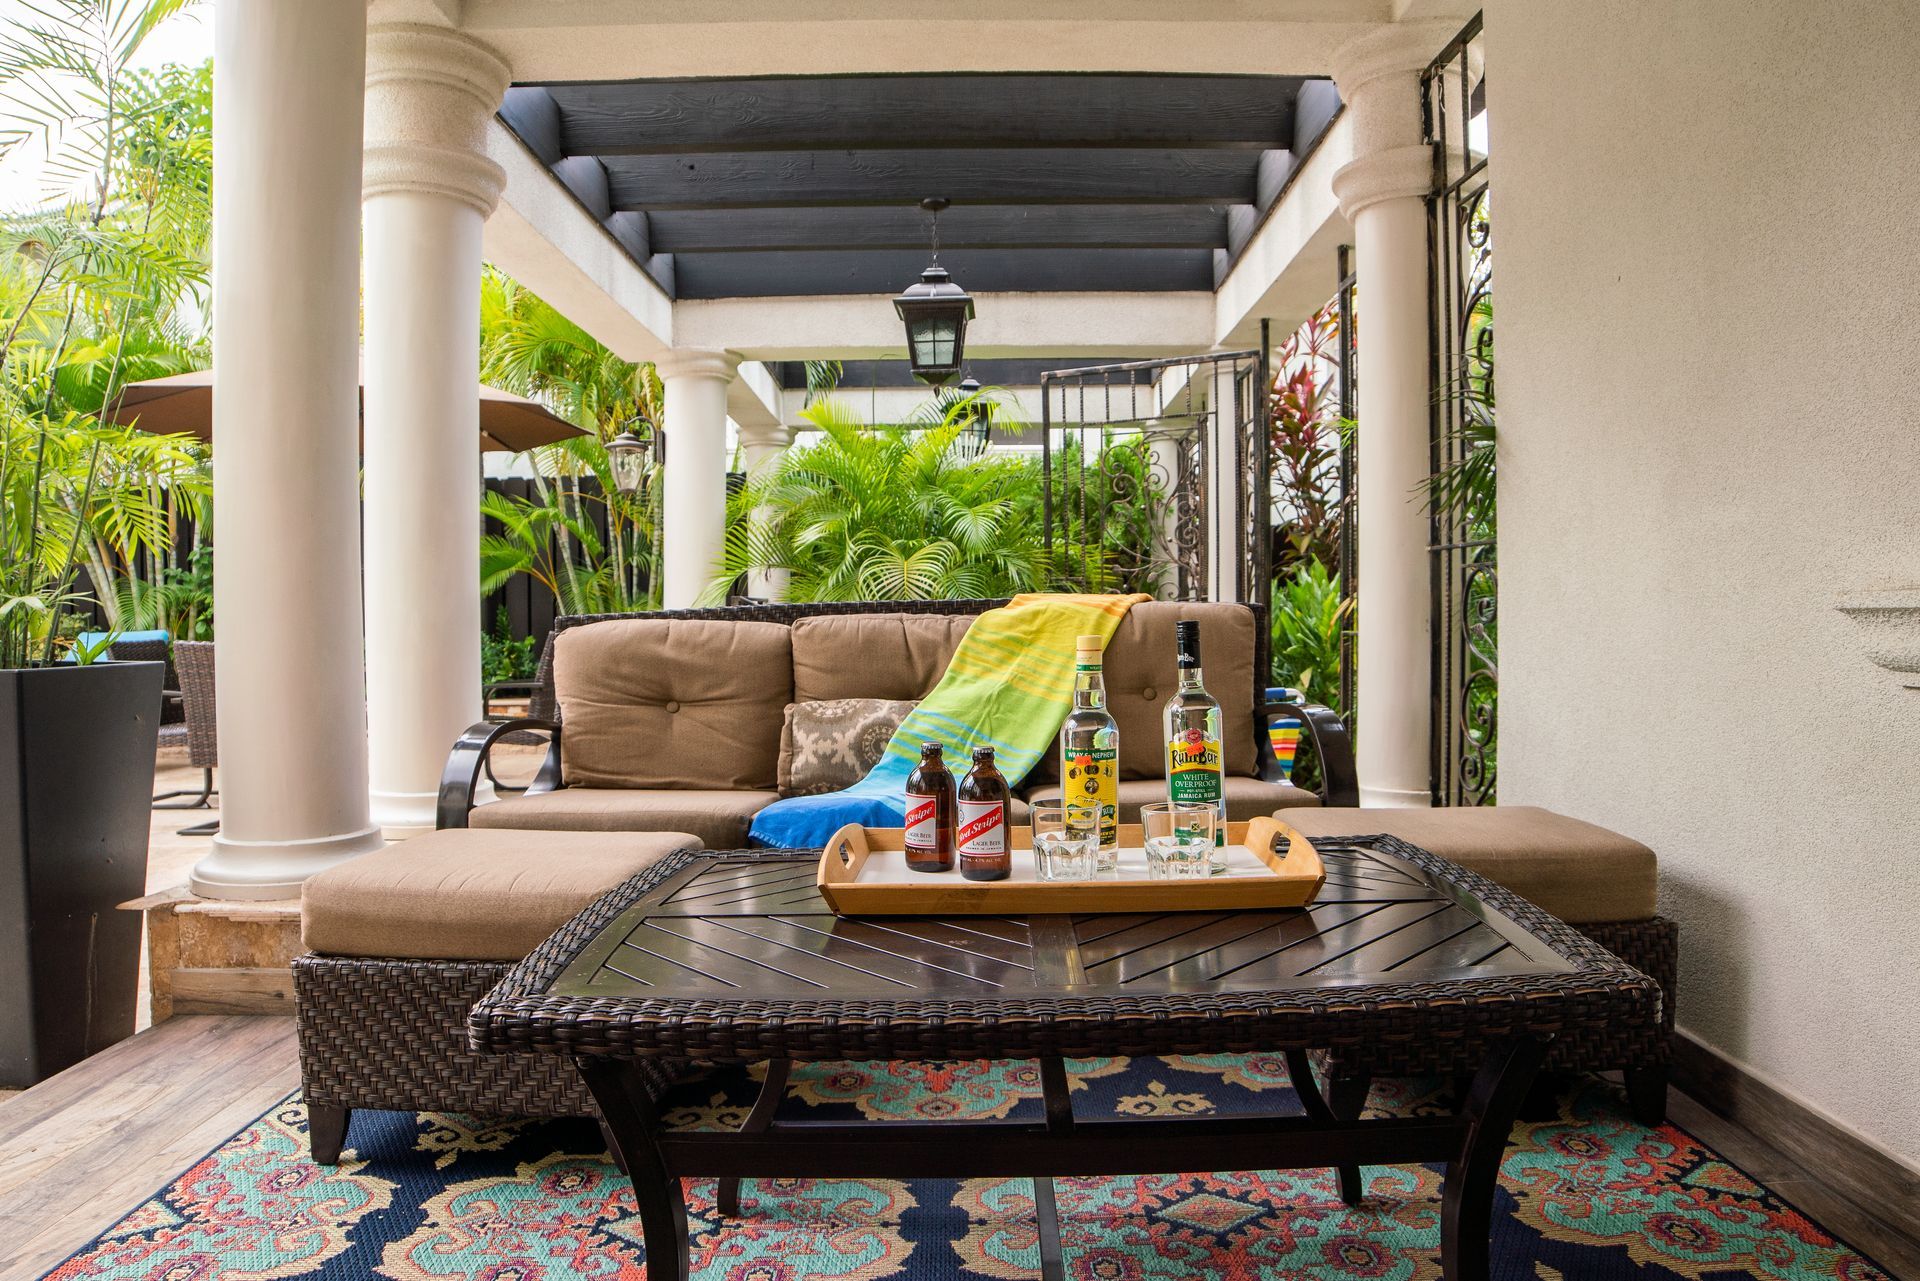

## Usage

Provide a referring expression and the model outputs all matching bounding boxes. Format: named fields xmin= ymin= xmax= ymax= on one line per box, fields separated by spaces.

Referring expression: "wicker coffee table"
xmin=470 ymin=836 xmax=1660 ymax=1281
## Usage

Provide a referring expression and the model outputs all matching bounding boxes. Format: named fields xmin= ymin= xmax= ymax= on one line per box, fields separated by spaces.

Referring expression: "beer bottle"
xmin=956 ymin=745 xmax=1012 ymax=882
xmin=1059 ymin=633 xmax=1120 ymax=857
xmin=903 ymin=741 xmax=957 ymax=872
xmin=1163 ymin=619 xmax=1227 ymax=846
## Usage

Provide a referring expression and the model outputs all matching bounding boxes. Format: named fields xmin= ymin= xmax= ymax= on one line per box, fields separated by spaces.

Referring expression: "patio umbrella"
xmin=101 ymin=362 xmax=587 ymax=452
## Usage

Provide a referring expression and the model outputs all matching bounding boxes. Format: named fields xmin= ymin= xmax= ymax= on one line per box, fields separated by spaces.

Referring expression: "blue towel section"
xmin=747 ymin=784 xmax=907 ymax=851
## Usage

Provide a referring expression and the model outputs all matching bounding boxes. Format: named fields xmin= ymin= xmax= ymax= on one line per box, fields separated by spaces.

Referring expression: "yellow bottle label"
xmin=1063 ymin=745 xmax=1119 ymax=847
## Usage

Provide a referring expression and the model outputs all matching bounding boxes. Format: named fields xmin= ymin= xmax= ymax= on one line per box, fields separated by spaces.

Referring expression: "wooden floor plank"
xmin=0 ymin=1015 xmax=299 ymax=1281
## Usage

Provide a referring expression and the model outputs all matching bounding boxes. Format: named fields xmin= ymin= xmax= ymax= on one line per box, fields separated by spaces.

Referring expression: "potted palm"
xmin=0 ymin=418 xmax=164 ymax=1087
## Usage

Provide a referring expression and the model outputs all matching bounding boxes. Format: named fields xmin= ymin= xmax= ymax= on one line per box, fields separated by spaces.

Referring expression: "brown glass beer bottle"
xmin=956 ymin=746 xmax=1012 ymax=882
xmin=904 ymin=741 xmax=957 ymax=872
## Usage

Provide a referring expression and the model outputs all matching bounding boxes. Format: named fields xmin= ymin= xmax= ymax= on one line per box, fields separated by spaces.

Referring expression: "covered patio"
xmin=2 ymin=1 xmax=1916 ymax=1278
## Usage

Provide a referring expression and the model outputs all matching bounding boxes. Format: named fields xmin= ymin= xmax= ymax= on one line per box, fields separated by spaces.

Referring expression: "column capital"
xmin=364 ymin=24 xmax=510 ymax=217
xmin=735 ymin=420 xmax=794 ymax=451
xmin=1328 ymin=22 xmax=1458 ymax=102
xmin=654 ymin=349 xmax=742 ymax=382
xmin=1331 ymin=143 xmax=1433 ymax=220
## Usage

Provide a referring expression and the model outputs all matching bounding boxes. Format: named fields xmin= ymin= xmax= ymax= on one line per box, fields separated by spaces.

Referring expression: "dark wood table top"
xmin=470 ymin=836 xmax=1660 ymax=1065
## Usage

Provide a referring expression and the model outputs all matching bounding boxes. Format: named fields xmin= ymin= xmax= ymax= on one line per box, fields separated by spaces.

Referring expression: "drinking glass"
xmin=1030 ymin=802 xmax=1098 ymax=882
xmin=1141 ymin=802 xmax=1216 ymax=879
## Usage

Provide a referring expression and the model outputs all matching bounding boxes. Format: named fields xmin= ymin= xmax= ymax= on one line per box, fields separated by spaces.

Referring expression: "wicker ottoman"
xmin=294 ymin=827 xmax=699 ymax=1162
xmin=1281 ymin=806 xmax=1676 ymax=1123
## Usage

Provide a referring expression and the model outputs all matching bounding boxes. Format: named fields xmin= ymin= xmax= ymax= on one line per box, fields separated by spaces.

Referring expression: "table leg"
xmin=718 ymin=1058 xmax=791 ymax=1217
xmin=580 ymin=1057 xmax=691 ymax=1281
xmin=1035 ymin=1057 xmax=1073 ymax=1281
xmin=1283 ymin=1050 xmax=1370 ymax=1205
xmin=1440 ymin=1036 xmax=1548 ymax=1281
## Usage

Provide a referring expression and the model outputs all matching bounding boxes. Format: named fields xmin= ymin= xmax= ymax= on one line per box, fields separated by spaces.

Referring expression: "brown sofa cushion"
xmin=778 ymin=698 xmax=918 ymax=796
xmin=1099 ymin=601 xmax=1259 ymax=780
xmin=301 ymin=828 xmax=698 ymax=962
xmin=554 ymin=618 xmax=791 ymax=790
xmin=790 ymin=613 xmax=974 ymax=702
xmin=468 ymin=787 xmax=778 ymax=850
xmin=1024 ymin=775 xmax=1317 ymax=825
xmin=1281 ymin=806 xmax=1658 ymax=925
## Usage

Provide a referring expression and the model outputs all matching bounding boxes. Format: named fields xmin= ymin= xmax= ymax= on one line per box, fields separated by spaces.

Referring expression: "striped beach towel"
xmin=748 ymin=592 xmax=1150 ymax=849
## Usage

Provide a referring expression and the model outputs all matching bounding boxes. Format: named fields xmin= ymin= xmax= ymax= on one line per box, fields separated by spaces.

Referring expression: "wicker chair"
xmin=166 ymin=641 xmax=219 ymax=836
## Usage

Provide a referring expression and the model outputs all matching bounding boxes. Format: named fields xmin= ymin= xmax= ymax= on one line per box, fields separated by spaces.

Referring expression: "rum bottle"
xmin=903 ymin=741 xmax=957 ymax=872
xmin=1059 ymin=633 xmax=1120 ymax=857
xmin=1163 ymin=619 xmax=1226 ymax=846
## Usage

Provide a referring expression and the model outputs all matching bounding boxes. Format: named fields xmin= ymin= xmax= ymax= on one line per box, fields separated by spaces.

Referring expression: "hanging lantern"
xmin=894 ymin=197 xmax=973 ymax=387
xmin=605 ymin=416 xmax=659 ymax=495
xmin=957 ymin=375 xmax=991 ymax=455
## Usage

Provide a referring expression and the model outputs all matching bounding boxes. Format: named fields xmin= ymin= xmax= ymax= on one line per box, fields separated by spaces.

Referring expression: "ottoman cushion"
xmin=1280 ymin=805 xmax=1656 ymax=924
xmin=467 ymin=787 xmax=778 ymax=849
xmin=302 ymin=828 xmax=699 ymax=962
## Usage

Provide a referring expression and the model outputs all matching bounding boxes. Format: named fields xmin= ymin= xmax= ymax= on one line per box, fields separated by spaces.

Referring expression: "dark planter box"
xmin=0 ymin=660 xmax=162 ymax=1087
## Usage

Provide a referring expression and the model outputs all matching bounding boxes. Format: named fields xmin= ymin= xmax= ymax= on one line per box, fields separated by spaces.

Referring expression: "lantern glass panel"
xmin=609 ymin=447 xmax=648 ymax=495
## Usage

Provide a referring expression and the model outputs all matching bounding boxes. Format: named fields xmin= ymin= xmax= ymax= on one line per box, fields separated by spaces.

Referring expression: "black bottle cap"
xmin=921 ymin=741 xmax=944 ymax=756
xmin=972 ymin=745 xmax=995 ymax=762
xmin=1175 ymin=619 xmax=1201 ymax=666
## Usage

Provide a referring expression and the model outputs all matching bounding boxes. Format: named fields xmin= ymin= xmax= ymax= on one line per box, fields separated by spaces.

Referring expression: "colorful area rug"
xmin=44 ymin=1056 xmax=1892 ymax=1280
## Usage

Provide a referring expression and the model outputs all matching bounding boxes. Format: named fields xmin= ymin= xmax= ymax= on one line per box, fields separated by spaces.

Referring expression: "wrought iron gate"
xmin=1425 ymin=14 xmax=1497 ymax=806
xmin=1040 ymin=351 xmax=1268 ymax=609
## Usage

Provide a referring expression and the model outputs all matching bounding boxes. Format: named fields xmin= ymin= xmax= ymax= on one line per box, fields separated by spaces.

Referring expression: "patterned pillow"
xmin=777 ymin=698 xmax=918 ymax=797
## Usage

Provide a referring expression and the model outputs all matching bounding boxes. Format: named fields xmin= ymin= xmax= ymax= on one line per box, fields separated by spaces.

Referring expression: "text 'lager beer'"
xmin=956 ymin=745 xmax=1012 ymax=881
xmin=903 ymin=741 xmax=956 ymax=872
xmin=1058 ymin=633 xmax=1119 ymax=857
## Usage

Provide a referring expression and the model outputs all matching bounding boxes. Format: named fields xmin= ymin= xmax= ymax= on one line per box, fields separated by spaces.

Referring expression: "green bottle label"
xmin=1167 ymin=730 xmax=1226 ymax=844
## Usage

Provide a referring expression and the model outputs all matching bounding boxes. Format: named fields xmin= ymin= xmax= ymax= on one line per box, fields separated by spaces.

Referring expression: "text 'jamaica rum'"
xmin=1163 ymin=619 xmax=1227 ymax=846
xmin=1059 ymin=633 xmax=1119 ymax=859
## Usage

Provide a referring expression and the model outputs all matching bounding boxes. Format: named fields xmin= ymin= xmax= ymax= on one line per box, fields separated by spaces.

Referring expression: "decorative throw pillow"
xmin=778 ymin=698 xmax=919 ymax=797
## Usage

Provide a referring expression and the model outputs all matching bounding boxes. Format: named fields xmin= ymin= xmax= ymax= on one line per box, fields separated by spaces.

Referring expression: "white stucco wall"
xmin=1489 ymin=0 xmax=1920 ymax=1163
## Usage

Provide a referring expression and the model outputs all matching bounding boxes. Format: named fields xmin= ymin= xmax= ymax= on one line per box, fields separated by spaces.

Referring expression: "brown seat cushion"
xmin=1099 ymin=602 xmax=1260 ymax=780
xmin=553 ymin=618 xmax=792 ymax=791
xmin=301 ymin=828 xmax=698 ymax=961
xmin=469 ymin=787 xmax=779 ymax=849
xmin=1024 ymin=776 xmax=1318 ymax=825
xmin=790 ymin=613 xmax=975 ymax=702
xmin=1281 ymin=806 xmax=1658 ymax=924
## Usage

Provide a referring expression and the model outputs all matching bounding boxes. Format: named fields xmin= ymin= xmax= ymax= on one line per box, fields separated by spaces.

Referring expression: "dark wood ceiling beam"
xmin=671 ymin=248 xmax=1215 ymax=299
xmin=539 ymin=75 xmax=1306 ymax=155
xmin=646 ymin=205 xmax=1229 ymax=254
xmin=604 ymin=149 xmax=1258 ymax=212
xmin=774 ymin=358 xmax=1155 ymax=389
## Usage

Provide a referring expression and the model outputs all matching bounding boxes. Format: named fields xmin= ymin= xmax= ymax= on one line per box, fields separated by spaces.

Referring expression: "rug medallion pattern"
xmin=44 ymin=1056 xmax=1892 ymax=1280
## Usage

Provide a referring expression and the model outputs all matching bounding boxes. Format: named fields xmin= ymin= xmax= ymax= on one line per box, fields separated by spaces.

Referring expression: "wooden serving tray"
xmin=816 ymin=816 xmax=1324 ymax=916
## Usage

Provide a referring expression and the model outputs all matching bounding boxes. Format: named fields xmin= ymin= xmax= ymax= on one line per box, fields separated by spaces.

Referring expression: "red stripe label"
xmin=904 ymin=794 xmax=939 ymax=848
xmin=957 ymin=802 xmax=1004 ymax=853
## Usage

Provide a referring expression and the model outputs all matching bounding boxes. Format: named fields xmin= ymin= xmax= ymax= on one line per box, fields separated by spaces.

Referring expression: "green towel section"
xmin=749 ymin=593 xmax=1150 ymax=848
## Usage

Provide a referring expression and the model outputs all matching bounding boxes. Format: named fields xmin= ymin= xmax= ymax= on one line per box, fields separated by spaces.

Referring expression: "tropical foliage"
xmin=1269 ymin=557 xmax=1348 ymax=710
xmin=707 ymin=398 xmax=1054 ymax=604
xmin=476 ymin=268 xmax=665 ymax=614
xmin=0 ymin=0 xmax=213 ymax=666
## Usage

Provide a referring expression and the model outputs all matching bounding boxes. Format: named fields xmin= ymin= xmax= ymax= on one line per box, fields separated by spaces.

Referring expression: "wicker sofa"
xmin=436 ymin=598 xmax=1347 ymax=842
xmin=293 ymin=597 xmax=1675 ymax=1163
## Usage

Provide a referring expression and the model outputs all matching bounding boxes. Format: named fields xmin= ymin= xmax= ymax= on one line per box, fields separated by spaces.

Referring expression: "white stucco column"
xmin=657 ymin=350 xmax=741 ymax=608
xmin=734 ymin=420 xmax=794 ymax=601
xmin=193 ymin=0 xmax=385 ymax=898
xmin=1331 ymin=22 xmax=1454 ymax=808
xmin=360 ymin=25 xmax=511 ymax=837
